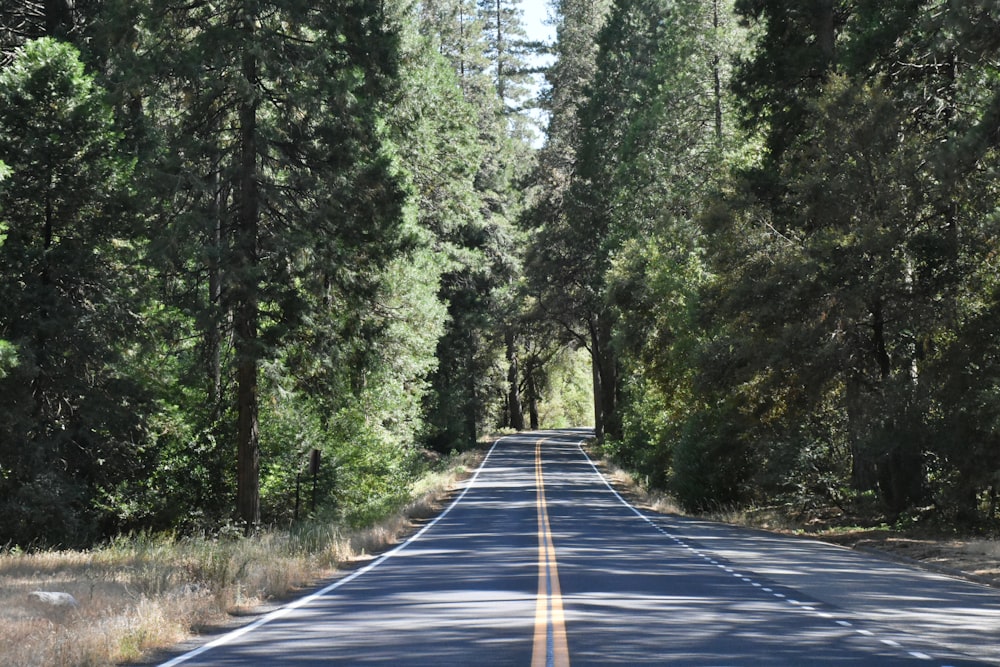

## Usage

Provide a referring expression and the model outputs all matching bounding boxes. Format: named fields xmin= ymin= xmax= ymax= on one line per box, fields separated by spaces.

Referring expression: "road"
xmin=160 ymin=430 xmax=1000 ymax=666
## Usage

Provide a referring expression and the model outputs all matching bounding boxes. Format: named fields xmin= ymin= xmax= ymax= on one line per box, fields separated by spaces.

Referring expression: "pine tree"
xmin=0 ymin=38 xmax=147 ymax=545
xmin=523 ymin=0 xmax=611 ymax=436
xmin=477 ymin=0 xmax=536 ymax=117
xmin=535 ymin=0 xmax=727 ymax=442
xmin=136 ymin=0 xmax=410 ymax=529
xmin=700 ymin=0 xmax=1000 ymax=514
xmin=413 ymin=0 xmax=535 ymax=446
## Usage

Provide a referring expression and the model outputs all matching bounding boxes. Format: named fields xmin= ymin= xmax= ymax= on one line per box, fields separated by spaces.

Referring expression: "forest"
xmin=1 ymin=0 xmax=999 ymax=550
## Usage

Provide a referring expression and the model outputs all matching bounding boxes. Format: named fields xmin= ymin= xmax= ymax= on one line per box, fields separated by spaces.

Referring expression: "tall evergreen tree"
xmin=534 ymin=0 xmax=734 ymax=443
xmin=137 ymin=0 xmax=411 ymax=529
xmin=0 ymin=38 xmax=147 ymax=545
xmin=477 ymin=0 xmax=537 ymax=118
xmin=696 ymin=0 xmax=1000 ymax=515
xmin=524 ymin=0 xmax=611 ymax=436
xmin=415 ymin=0 xmax=534 ymax=447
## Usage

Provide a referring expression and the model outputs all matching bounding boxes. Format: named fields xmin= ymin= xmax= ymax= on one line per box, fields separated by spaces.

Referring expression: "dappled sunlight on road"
xmin=536 ymin=436 xmax=999 ymax=665
xmin=651 ymin=514 xmax=1000 ymax=664
xmin=161 ymin=431 xmax=999 ymax=666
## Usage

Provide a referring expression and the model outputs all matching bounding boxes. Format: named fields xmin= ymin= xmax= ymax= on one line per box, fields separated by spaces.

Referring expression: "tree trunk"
xmin=845 ymin=373 xmax=876 ymax=492
xmin=594 ymin=314 xmax=621 ymax=442
xmin=494 ymin=0 xmax=504 ymax=102
xmin=506 ymin=327 xmax=524 ymax=430
xmin=816 ymin=0 xmax=835 ymax=64
xmin=599 ymin=350 xmax=621 ymax=441
xmin=942 ymin=51 xmax=960 ymax=307
xmin=207 ymin=151 xmax=223 ymax=409
xmin=458 ymin=4 xmax=466 ymax=86
xmin=465 ymin=343 xmax=478 ymax=444
xmin=872 ymin=300 xmax=891 ymax=380
xmin=590 ymin=315 xmax=604 ymax=441
xmin=234 ymin=17 xmax=260 ymax=532
xmin=526 ymin=355 xmax=540 ymax=430
xmin=712 ymin=0 xmax=723 ymax=144
xmin=33 ymin=174 xmax=55 ymax=418
xmin=235 ymin=314 xmax=259 ymax=531
xmin=43 ymin=0 xmax=73 ymax=38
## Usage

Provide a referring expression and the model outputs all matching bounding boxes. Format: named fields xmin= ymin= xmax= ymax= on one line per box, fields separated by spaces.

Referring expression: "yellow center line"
xmin=532 ymin=438 xmax=570 ymax=667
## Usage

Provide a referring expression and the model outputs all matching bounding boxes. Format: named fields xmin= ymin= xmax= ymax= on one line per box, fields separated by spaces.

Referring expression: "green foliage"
xmin=0 ymin=339 xmax=15 ymax=379
xmin=672 ymin=403 xmax=756 ymax=513
xmin=535 ymin=346 xmax=594 ymax=429
xmin=682 ymin=0 xmax=1000 ymax=518
xmin=9 ymin=0 xmax=1000 ymax=551
xmin=525 ymin=0 xmax=1000 ymax=526
xmin=0 ymin=37 xmax=149 ymax=547
xmin=327 ymin=405 xmax=418 ymax=527
xmin=407 ymin=0 xmax=536 ymax=450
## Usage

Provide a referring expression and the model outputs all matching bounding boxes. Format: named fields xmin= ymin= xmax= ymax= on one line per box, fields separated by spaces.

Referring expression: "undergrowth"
xmin=0 ymin=447 xmax=484 ymax=667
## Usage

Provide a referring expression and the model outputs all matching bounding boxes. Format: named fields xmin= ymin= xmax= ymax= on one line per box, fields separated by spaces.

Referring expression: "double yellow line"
xmin=532 ymin=438 xmax=570 ymax=667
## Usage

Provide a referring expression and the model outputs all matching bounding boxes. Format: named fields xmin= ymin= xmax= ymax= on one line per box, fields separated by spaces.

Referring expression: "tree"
xmin=413 ymin=0 xmax=534 ymax=448
xmin=694 ymin=0 xmax=1000 ymax=515
xmin=732 ymin=0 xmax=841 ymax=168
xmin=477 ymin=0 xmax=537 ymax=117
xmin=527 ymin=0 xmax=741 ymax=446
xmin=523 ymin=0 xmax=611 ymax=437
xmin=136 ymin=0 xmax=411 ymax=529
xmin=1 ymin=0 xmax=85 ymax=64
xmin=420 ymin=0 xmax=490 ymax=101
xmin=0 ymin=37 xmax=147 ymax=546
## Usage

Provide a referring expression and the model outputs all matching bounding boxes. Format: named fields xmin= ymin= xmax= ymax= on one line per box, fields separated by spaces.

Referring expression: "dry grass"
xmin=592 ymin=449 xmax=1000 ymax=592
xmin=0 ymin=448 xmax=484 ymax=667
xmin=592 ymin=454 xmax=685 ymax=516
xmin=593 ymin=451 xmax=809 ymax=535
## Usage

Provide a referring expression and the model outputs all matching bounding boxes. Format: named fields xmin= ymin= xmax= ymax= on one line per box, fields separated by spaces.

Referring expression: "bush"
xmin=671 ymin=405 xmax=755 ymax=512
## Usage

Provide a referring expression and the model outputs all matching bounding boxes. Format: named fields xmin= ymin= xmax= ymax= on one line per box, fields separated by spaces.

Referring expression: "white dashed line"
xmin=576 ymin=443 xmax=952 ymax=667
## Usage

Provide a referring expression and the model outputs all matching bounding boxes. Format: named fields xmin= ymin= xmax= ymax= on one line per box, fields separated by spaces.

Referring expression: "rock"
xmin=27 ymin=591 xmax=79 ymax=608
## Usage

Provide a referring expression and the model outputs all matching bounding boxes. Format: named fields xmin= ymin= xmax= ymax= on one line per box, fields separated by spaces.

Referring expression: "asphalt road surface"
xmin=160 ymin=430 xmax=1000 ymax=666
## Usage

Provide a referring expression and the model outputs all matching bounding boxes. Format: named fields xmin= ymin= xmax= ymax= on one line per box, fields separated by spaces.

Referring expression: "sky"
xmin=520 ymin=0 xmax=556 ymax=44
xmin=518 ymin=1 xmax=556 ymax=144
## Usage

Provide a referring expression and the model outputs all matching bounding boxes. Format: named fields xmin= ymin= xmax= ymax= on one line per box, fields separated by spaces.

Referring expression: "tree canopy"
xmin=3 ymin=0 xmax=1000 ymax=547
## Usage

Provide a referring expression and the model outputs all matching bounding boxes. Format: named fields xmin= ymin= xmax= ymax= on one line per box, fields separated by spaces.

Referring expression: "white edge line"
xmin=577 ymin=443 xmax=661 ymax=529
xmin=159 ymin=438 xmax=505 ymax=667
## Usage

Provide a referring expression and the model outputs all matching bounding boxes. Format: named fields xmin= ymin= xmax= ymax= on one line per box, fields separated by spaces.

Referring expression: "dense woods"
xmin=539 ymin=0 xmax=1000 ymax=523
xmin=2 ymin=0 xmax=1000 ymax=549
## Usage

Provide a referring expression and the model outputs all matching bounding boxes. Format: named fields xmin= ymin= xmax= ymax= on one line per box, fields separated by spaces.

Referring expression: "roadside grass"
xmin=591 ymin=448 xmax=830 ymax=534
xmin=590 ymin=447 xmax=1000 ymax=590
xmin=0 ymin=447 xmax=485 ymax=667
xmin=586 ymin=451 xmax=684 ymax=517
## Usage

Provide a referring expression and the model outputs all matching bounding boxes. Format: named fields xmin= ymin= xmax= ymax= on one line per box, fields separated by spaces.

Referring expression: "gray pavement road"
xmin=159 ymin=430 xmax=1000 ymax=666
